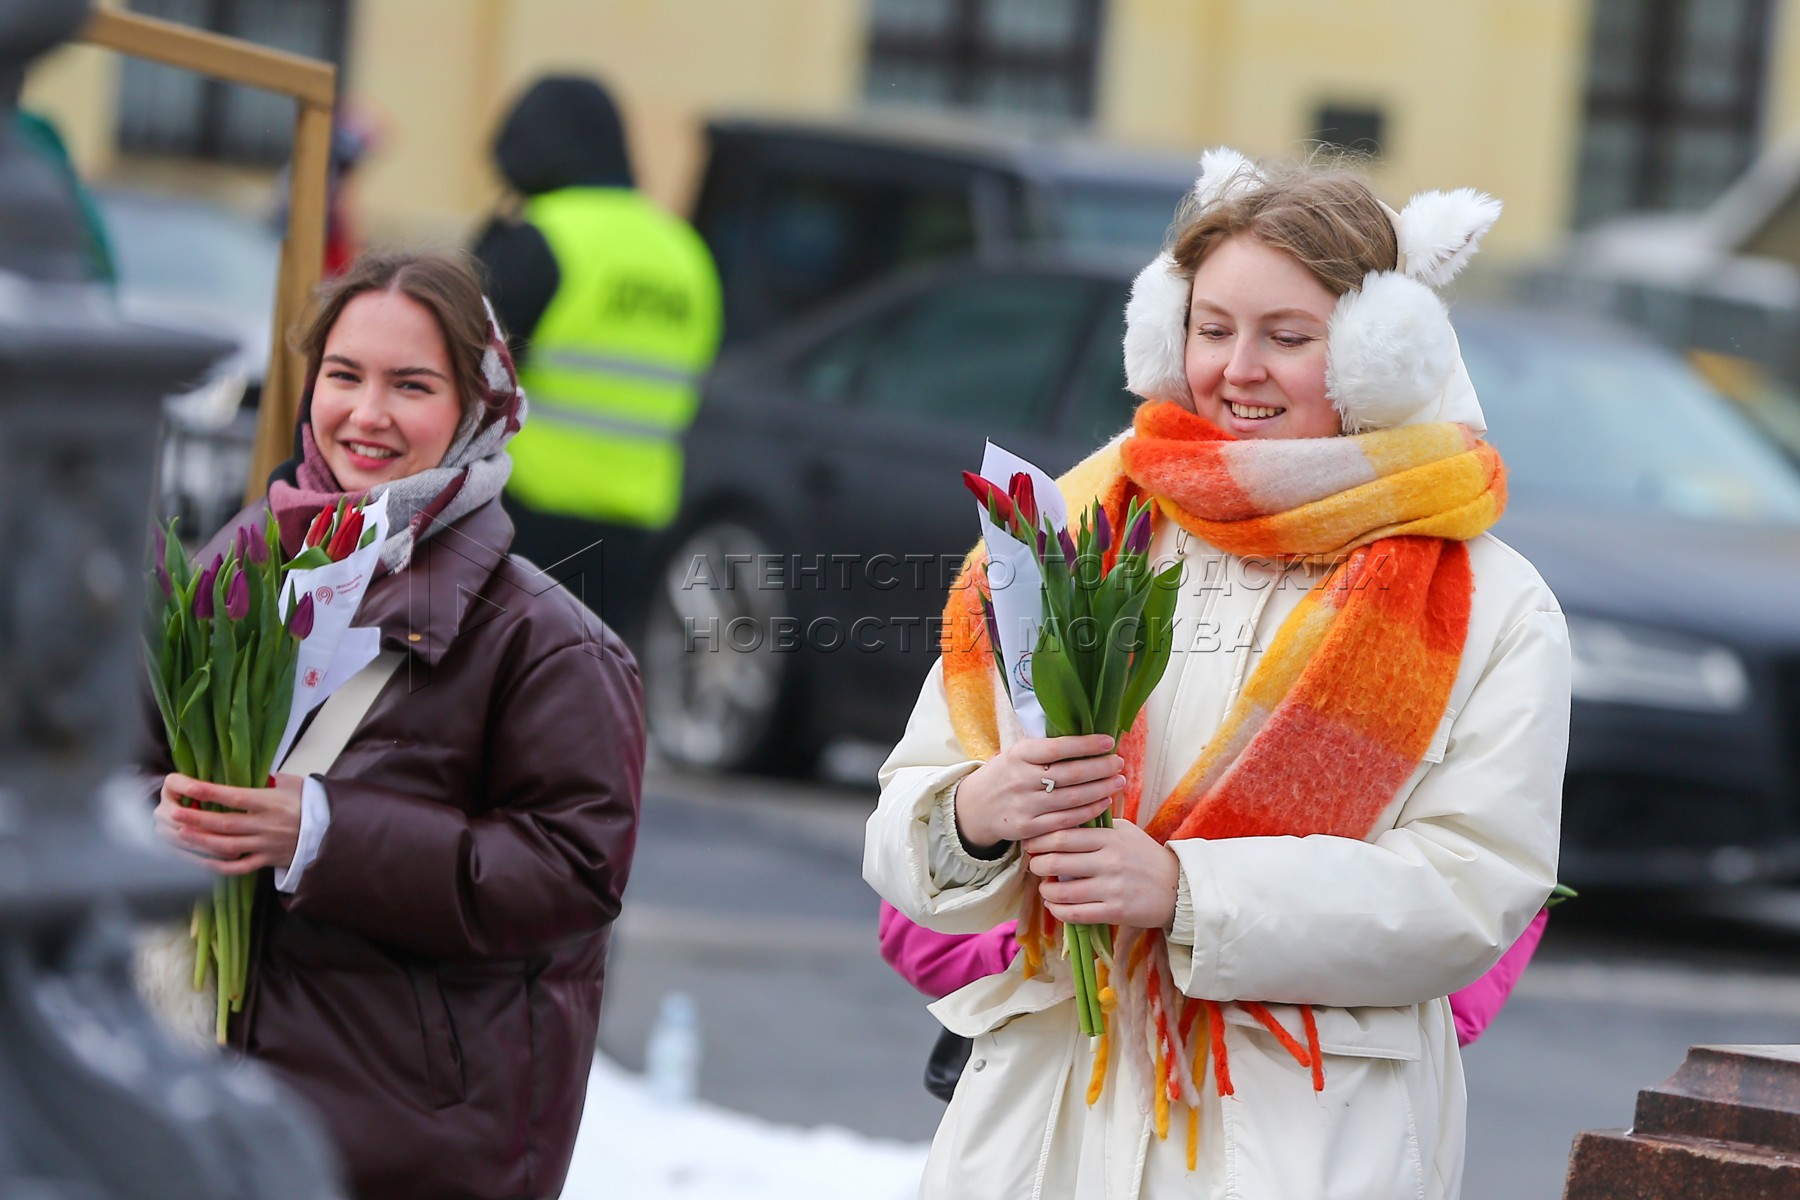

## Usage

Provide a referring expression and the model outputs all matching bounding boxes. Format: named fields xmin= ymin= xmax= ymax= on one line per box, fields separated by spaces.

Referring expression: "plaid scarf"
xmin=939 ymin=400 xmax=1506 ymax=1163
xmin=268 ymin=299 xmax=528 ymax=572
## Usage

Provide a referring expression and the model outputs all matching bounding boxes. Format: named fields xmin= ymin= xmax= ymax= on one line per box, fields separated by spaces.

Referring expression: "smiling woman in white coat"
xmin=863 ymin=152 xmax=1570 ymax=1200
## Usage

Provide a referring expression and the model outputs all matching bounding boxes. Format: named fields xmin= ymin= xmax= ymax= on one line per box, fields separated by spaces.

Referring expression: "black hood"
xmin=493 ymin=75 xmax=633 ymax=196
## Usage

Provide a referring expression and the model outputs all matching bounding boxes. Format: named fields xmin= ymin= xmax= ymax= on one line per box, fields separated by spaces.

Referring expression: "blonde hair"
xmin=1169 ymin=158 xmax=1398 ymax=297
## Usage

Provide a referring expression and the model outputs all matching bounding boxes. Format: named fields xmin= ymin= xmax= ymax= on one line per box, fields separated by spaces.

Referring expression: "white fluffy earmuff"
xmin=1326 ymin=271 xmax=1473 ymax=433
xmin=1393 ymin=188 xmax=1504 ymax=288
xmin=1120 ymin=149 xmax=1500 ymax=434
xmin=1122 ymin=253 xmax=1192 ymax=404
xmin=1123 ymin=148 xmax=1268 ymax=404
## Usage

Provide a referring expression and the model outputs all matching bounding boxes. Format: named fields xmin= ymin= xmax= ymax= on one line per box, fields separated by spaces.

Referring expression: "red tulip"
xmin=1008 ymin=472 xmax=1039 ymax=531
xmin=304 ymin=507 xmax=333 ymax=548
xmin=961 ymin=470 xmax=1015 ymax=528
xmin=326 ymin=508 xmax=364 ymax=562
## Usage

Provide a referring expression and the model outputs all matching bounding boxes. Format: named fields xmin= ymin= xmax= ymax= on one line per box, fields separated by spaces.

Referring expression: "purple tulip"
xmin=1094 ymin=506 xmax=1111 ymax=554
xmin=1035 ymin=528 xmax=1047 ymax=557
xmin=1057 ymin=528 xmax=1078 ymax=562
xmin=980 ymin=593 xmax=1002 ymax=653
xmin=193 ymin=554 xmax=222 ymax=619
xmin=1125 ymin=509 xmax=1152 ymax=556
xmin=233 ymin=524 xmax=251 ymax=563
xmin=287 ymin=592 xmax=315 ymax=639
xmin=225 ymin=569 xmax=250 ymax=621
xmin=246 ymin=523 xmax=269 ymax=565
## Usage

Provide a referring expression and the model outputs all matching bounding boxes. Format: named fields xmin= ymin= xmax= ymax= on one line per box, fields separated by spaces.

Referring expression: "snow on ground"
xmin=561 ymin=1056 xmax=930 ymax=1199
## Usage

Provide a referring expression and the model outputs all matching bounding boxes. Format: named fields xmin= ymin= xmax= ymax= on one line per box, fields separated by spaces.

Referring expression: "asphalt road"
xmin=599 ymin=756 xmax=1800 ymax=1199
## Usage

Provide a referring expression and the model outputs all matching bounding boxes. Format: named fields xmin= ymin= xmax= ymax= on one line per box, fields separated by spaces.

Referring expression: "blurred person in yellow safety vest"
xmin=475 ymin=75 xmax=721 ymax=642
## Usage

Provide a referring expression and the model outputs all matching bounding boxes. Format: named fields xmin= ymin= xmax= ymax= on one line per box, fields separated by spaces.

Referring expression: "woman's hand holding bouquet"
xmin=154 ymin=772 xmax=305 ymax=875
xmin=958 ymin=467 xmax=1183 ymax=1037
xmin=951 ymin=734 xmax=1122 ymax=852
xmin=145 ymin=498 xmax=374 ymax=1042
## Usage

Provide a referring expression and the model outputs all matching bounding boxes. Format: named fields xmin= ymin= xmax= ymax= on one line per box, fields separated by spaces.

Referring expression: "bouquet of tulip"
xmin=962 ymin=468 xmax=1182 ymax=1038
xmin=146 ymin=499 xmax=374 ymax=1042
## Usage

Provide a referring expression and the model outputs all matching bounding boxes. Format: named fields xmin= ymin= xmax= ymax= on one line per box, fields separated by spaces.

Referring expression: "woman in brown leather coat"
xmin=150 ymin=251 xmax=644 ymax=1199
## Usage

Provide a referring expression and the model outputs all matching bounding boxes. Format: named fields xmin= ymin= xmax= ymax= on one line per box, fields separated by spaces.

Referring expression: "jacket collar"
xmin=357 ymin=500 xmax=516 ymax=665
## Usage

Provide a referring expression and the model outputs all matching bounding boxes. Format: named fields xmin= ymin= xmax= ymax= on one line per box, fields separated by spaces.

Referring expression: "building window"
xmin=1574 ymin=0 xmax=1773 ymax=226
xmin=116 ymin=0 xmax=351 ymax=165
xmin=1312 ymin=103 xmax=1385 ymax=158
xmin=864 ymin=0 xmax=1105 ymax=123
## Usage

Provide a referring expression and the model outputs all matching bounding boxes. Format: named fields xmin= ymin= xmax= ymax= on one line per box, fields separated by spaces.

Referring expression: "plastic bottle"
xmin=644 ymin=991 xmax=700 ymax=1105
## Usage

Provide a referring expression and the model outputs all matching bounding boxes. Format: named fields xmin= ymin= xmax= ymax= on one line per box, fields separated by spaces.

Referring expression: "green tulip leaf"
xmin=1033 ymin=631 xmax=1094 ymax=735
xmin=1115 ymin=562 xmax=1183 ymax=737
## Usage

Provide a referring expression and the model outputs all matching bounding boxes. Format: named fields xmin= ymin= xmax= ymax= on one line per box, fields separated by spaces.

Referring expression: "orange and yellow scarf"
xmin=940 ymin=401 xmax=1506 ymax=1165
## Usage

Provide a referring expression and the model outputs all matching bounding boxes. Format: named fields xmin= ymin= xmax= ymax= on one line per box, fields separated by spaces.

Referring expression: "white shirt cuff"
xmin=274 ymin=775 xmax=331 ymax=894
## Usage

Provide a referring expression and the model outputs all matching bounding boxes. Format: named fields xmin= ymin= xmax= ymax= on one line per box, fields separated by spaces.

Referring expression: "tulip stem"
xmin=191 ymin=901 xmax=211 ymax=992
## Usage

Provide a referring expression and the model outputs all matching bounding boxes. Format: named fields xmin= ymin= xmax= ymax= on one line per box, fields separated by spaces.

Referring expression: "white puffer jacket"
xmin=864 ymin=517 xmax=1569 ymax=1200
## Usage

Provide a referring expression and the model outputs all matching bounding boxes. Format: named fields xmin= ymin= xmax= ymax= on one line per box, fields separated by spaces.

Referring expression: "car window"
xmin=1053 ymin=182 xmax=1187 ymax=257
xmin=755 ymin=174 xmax=975 ymax=319
xmin=1461 ymin=319 xmax=1800 ymax=523
xmin=793 ymin=317 xmax=882 ymax=406
xmin=1063 ymin=288 xmax=1137 ymax=448
xmin=857 ymin=275 xmax=1098 ymax=432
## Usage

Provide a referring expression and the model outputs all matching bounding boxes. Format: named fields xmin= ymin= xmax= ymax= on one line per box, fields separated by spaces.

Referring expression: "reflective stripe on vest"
xmin=507 ymin=187 xmax=721 ymax=529
xmin=528 ymin=393 xmax=684 ymax=442
xmin=531 ymin=349 xmax=703 ymax=388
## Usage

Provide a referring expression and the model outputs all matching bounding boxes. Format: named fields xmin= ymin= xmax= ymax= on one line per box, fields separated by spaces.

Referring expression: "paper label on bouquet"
xmin=271 ymin=492 xmax=392 ymax=769
xmin=974 ymin=441 xmax=1068 ymax=740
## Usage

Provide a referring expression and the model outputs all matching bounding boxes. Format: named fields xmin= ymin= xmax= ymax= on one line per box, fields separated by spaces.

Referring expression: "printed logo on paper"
xmin=303 ymin=667 xmax=323 ymax=688
xmin=1014 ymin=650 xmax=1035 ymax=694
xmin=315 ymin=585 xmax=336 ymax=607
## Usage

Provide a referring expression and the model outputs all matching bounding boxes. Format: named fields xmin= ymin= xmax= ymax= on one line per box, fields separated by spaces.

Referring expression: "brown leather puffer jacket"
xmin=182 ymin=499 xmax=643 ymax=1199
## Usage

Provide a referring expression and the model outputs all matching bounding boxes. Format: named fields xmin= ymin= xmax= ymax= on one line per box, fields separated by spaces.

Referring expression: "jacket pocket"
xmin=1217 ymin=1004 xmax=1429 ymax=1200
xmin=407 ymin=964 xmax=465 ymax=1109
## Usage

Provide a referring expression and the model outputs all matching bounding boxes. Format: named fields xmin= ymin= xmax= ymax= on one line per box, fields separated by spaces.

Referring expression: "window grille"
xmin=116 ymin=0 xmax=350 ymax=165
xmin=865 ymin=0 xmax=1104 ymax=124
xmin=1574 ymin=0 xmax=1773 ymax=226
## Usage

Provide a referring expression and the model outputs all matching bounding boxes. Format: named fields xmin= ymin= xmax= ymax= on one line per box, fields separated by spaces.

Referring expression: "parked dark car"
xmin=643 ymin=251 xmax=1800 ymax=889
xmin=691 ymin=115 xmax=1192 ymax=344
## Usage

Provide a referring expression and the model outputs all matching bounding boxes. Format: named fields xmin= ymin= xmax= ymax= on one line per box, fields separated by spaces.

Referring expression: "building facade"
xmin=24 ymin=0 xmax=1800 ymax=259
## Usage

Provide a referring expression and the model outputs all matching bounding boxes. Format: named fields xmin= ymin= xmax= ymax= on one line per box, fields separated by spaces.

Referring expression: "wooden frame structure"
xmin=78 ymin=6 xmax=336 ymax=500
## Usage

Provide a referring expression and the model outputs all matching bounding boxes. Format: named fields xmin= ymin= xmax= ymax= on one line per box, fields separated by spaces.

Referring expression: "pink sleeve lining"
xmin=1448 ymin=909 xmax=1549 ymax=1047
xmin=878 ymin=900 xmax=1020 ymax=1000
